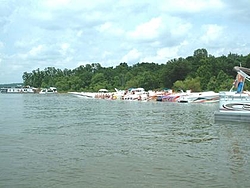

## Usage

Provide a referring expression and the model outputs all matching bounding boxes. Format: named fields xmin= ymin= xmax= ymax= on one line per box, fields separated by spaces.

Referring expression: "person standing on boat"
xmin=235 ymin=73 xmax=245 ymax=93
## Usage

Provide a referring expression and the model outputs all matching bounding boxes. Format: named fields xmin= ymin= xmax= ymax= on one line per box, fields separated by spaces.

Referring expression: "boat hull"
xmin=218 ymin=92 xmax=250 ymax=111
xmin=214 ymin=111 xmax=250 ymax=122
xmin=178 ymin=91 xmax=219 ymax=103
xmin=214 ymin=91 xmax=250 ymax=122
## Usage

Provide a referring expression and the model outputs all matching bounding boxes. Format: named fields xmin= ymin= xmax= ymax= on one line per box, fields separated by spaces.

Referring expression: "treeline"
xmin=22 ymin=49 xmax=250 ymax=92
xmin=0 ymin=83 xmax=23 ymax=88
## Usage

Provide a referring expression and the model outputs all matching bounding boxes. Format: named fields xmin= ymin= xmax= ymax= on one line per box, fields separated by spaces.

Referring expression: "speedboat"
xmin=160 ymin=90 xmax=191 ymax=102
xmin=39 ymin=87 xmax=57 ymax=94
xmin=123 ymin=88 xmax=148 ymax=101
xmin=178 ymin=91 xmax=219 ymax=103
xmin=69 ymin=89 xmax=113 ymax=99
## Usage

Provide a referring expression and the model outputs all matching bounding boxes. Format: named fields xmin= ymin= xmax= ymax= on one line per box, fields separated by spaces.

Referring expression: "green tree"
xmin=196 ymin=59 xmax=212 ymax=90
xmin=193 ymin=48 xmax=208 ymax=59
xmin=212 ymin=70 xmax=233 ymax=92
xmin=90 ymin=73 xmax=108 ymax=91
xmin=55 ymin=77 xmax=70 ymax=92
xmin=173 ymin=77 xmax=201 ymax=92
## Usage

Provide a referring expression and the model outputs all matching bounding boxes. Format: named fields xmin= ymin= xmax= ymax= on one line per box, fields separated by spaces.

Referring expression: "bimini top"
xmin=234 ymin=66 xmax=250 ymax=81
xmin=234 ymin=66 xmax=250 ymax=73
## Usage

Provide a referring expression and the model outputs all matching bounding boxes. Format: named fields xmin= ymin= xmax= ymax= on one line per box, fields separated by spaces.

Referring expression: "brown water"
xmin=0 ymin=94 xmax=250 ymax=188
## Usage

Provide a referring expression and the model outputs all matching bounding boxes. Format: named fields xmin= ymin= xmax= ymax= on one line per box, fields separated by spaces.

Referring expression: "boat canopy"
xmin=234 ymin=66 xmax=250 ymax=81
xmin=98 ymin=89 xmax=108 ymax=92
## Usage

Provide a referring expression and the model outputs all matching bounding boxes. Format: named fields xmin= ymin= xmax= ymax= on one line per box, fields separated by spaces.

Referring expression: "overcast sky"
xmin=0 ymin=0 xmax=250 ymax=84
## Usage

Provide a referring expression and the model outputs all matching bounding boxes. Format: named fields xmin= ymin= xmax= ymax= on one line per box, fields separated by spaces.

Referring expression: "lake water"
xmin=0 ymin=94 xmax=250 ymax=188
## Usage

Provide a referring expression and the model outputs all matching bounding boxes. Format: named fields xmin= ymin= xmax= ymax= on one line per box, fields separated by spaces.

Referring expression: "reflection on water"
xmin=0 ymin=94 xmax=250 ymax=188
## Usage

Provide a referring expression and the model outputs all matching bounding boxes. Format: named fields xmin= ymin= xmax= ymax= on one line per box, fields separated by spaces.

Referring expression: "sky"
xmin=0 ymin=0 xmax=250 ymax=84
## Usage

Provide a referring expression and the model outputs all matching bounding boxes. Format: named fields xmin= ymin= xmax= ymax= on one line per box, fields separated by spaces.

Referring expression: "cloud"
xmin=29 ymin=45 xmax=44 ymax=56
xmin=160 ymin=0 xmax=225 ymax=13
xmin=96 ymin=22 xmax=124 ymax=36
xmin=60 ymin=43 xmax=70 ymax=56
xmin=142 ymin=40 xmax=189 ymax=63
xmin=17 ymin=45 xmax=44 ymax=60
xmin=76 ymin=30 xmax=83 ymax=37
xmin=200 ymin=24 xmax=224 ymax=44
xmin=121 ymin=48 xmax=141 ymax=64
xmin=42 ymin=0 xmax=71 ymax=9
xmin=0 ymin=41 xmax=4 ymax=50
xmin=223 ymin=0 xmax=250 ymax=23
xmin=101 ymin=51 xmax=113 ymax=59
xmin=14 ymin=38 xmax=39 ymax=48
xmin=170 ymin=21 xmax=192 ymax=37
xmin=128 ymin=17 xmax=162 ymax=40
xmin=11 ymin=64 xmax=23 ymax=71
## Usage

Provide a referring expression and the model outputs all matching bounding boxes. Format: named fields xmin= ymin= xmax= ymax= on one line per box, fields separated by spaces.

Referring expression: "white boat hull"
xmin=178 ymin=91 xmax=219 ymax=103
xmin=218 ymin=91 xmax=250 ymax=111
xmin=39 ymin=87 xmax=57 ymax=94
xmin=215 ymin=91 xmax=250 ymax=122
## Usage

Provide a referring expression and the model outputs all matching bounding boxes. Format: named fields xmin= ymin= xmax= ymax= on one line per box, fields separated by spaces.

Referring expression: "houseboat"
xmin=0 ymin=85 xmax=36 ymax=93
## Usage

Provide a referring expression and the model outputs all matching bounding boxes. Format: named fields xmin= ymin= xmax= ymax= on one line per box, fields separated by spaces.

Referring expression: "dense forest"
xmin=22 ymin=49 xmax=250 ymax=92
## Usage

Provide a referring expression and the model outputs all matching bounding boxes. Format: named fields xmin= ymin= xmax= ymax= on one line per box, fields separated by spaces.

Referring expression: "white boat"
xmin=69 ymin=88 xmax=149 ymax=101
xmin=0 ymin=85 xmax=36 ymax=93
xmin=94 ymin=89 xmax=113 ymax=99
xmin=123 ymin=88 xmax=148 ymax=101
xmin=39 ymin=87 xmax=57 ymax=94
xmin=214 ymin=66 xmax=250 ymax=122
xmin=69 ymin=89 xmax=113 ymax=99
xmin=75 ymin=92 xmax=96 ymax=98
xmin=178 ymin=91 xmax=219 ymax=103
xmin=159 ymin=90 xmax=191 ymax=102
